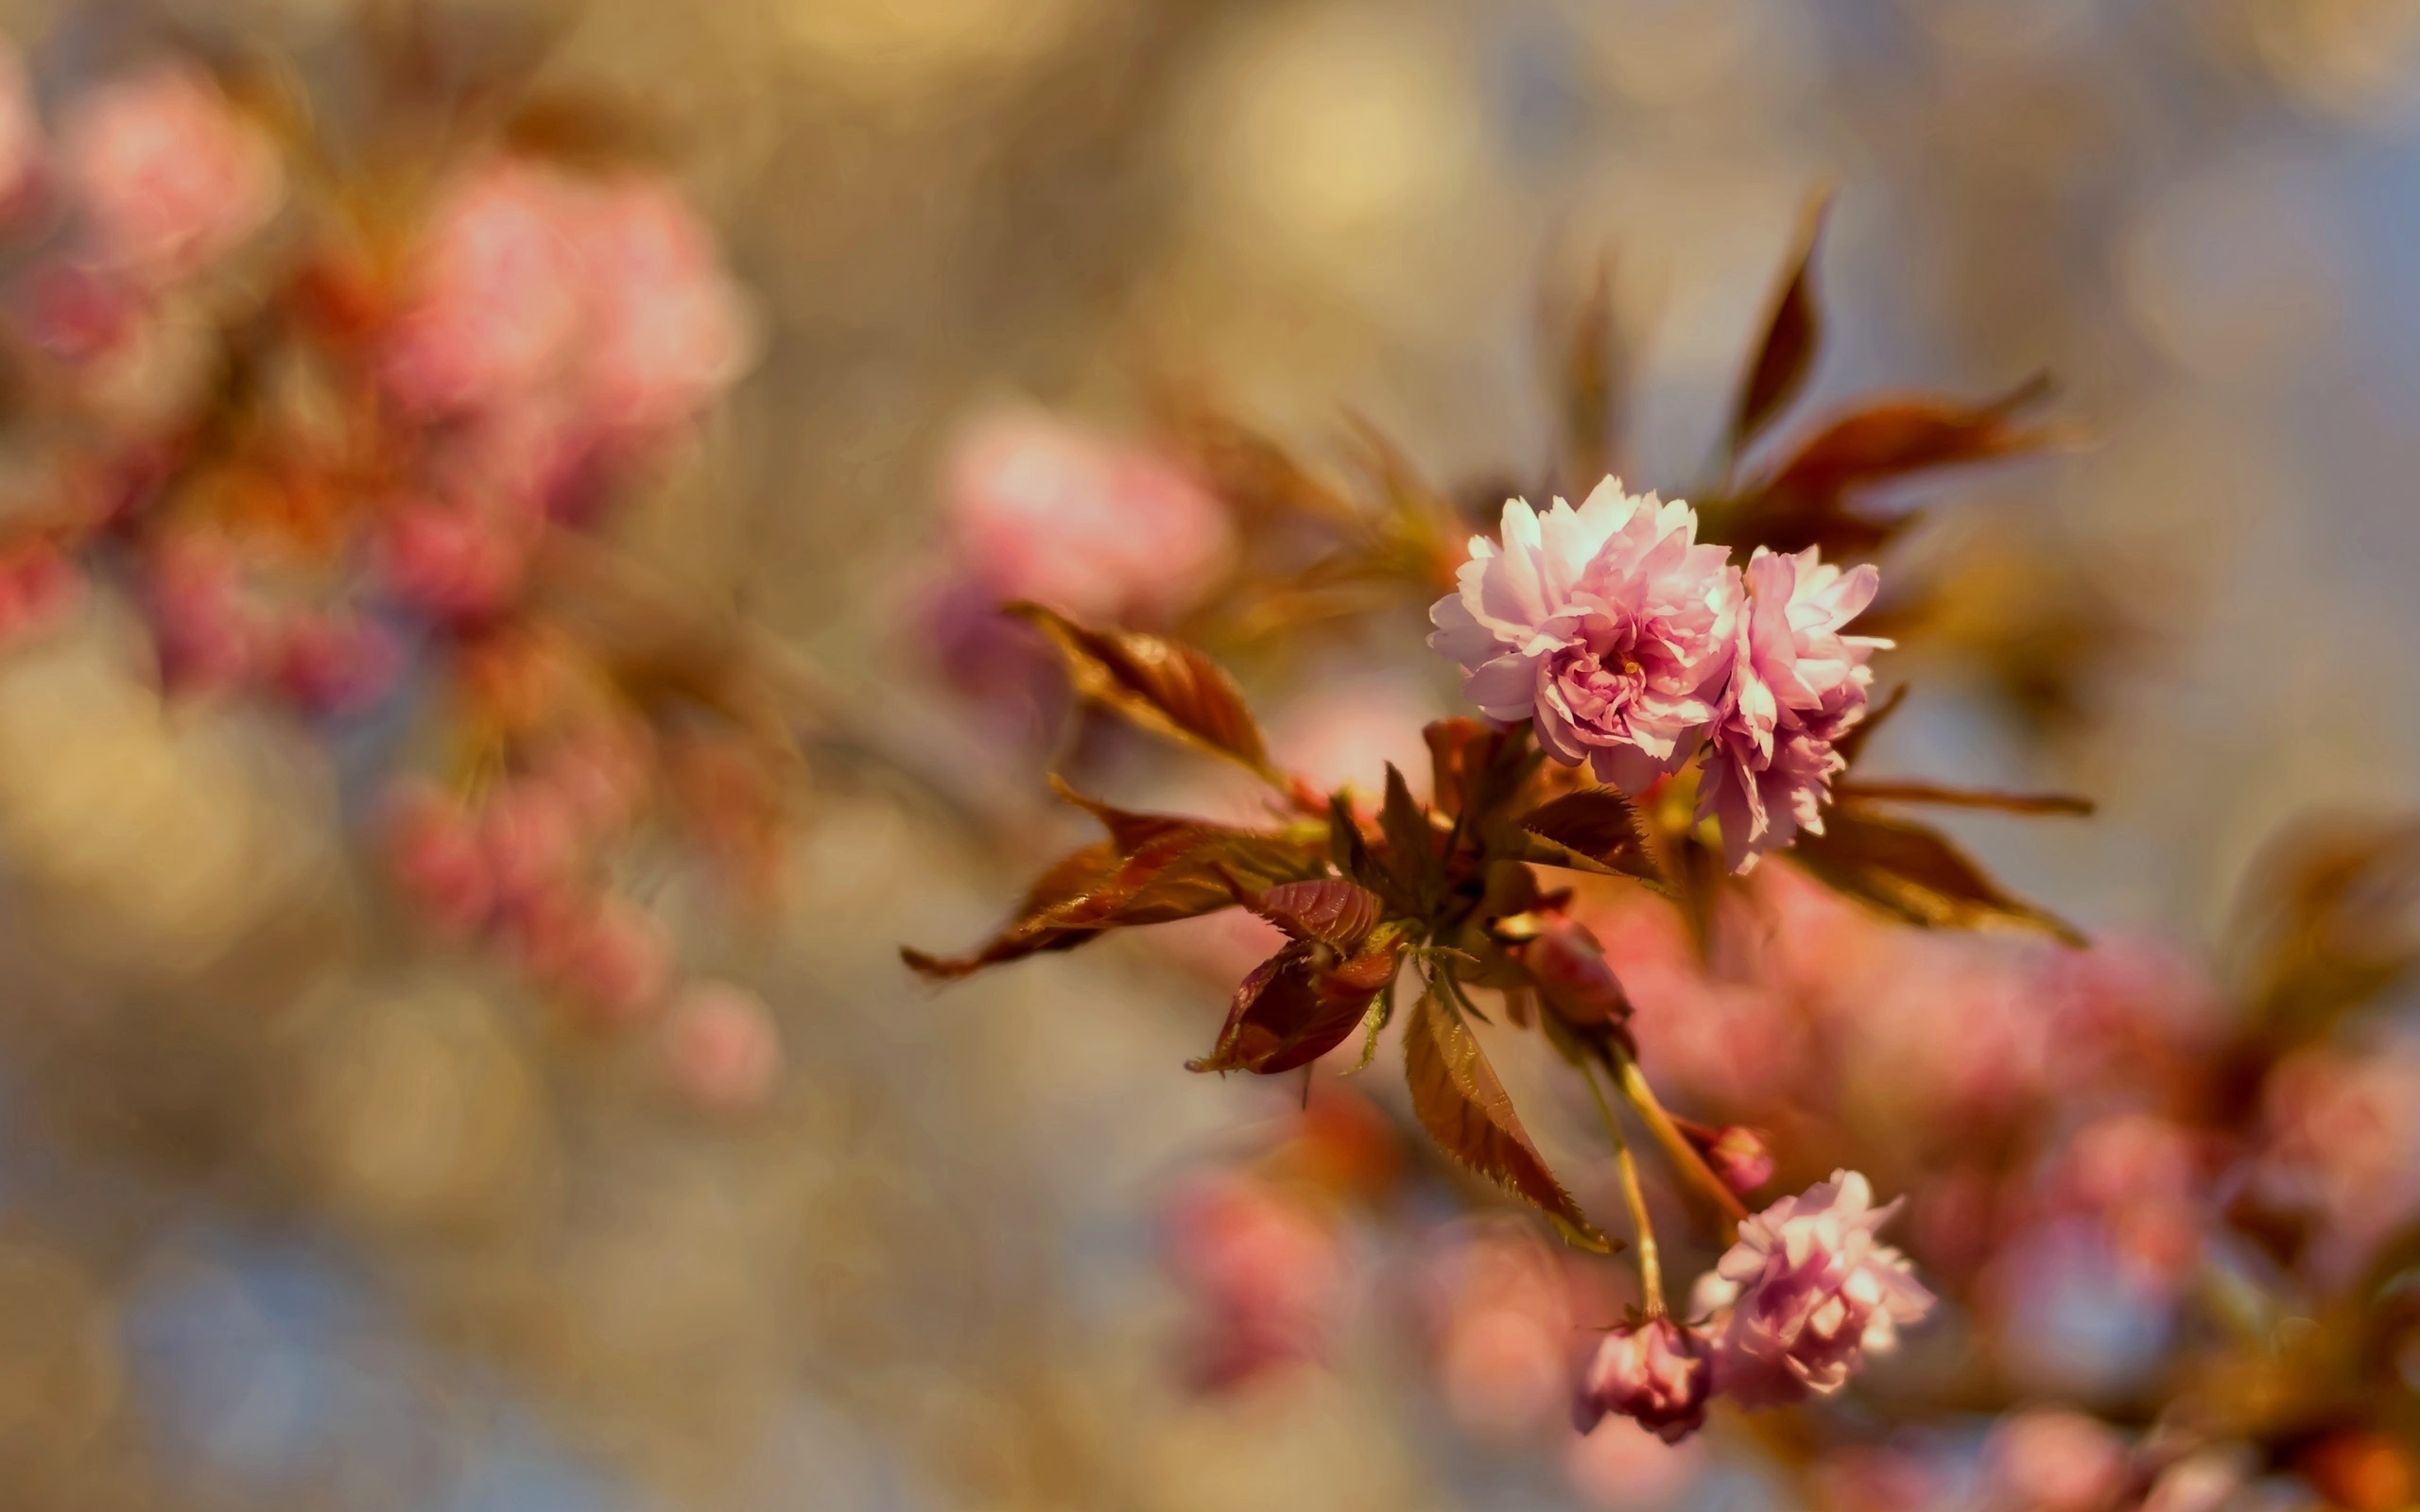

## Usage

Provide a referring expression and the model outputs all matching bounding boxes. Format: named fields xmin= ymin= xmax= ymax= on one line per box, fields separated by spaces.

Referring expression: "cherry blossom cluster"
xmin=0 ymin=43 xmax=781 ymax=1105
xmin=1431 ymin=478 xmax=1884 ymax=870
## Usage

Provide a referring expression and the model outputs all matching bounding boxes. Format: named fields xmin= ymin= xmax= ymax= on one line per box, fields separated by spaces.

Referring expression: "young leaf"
xmin=1728 ymin=191 xmax=1831 ymax=455
xmin=1549 ymin=252 xmax=1628 ymax=487
xmin=903 ymin=801 xmax=1327 ymax=978
xmin=1517 ymin=788 xmax=1660 ymax=881
xmin=1234 ymin=877 xmax=1384 ymax=952
xmin=1379 ymin=763 xmax=1443 ymax=907
xmin=1424 ymin=718 xmax=1538 ymax=828
xmin=1010 ymin=603 xmax=1274 ymax=779
xmin=1191 ymin=927 xmax=1413 ymax=1075
xmin=1789 ymin=806 xmax=2084 ymax=945
xmin=1729 ymin=381 xmax=2066 ymax=558
xmin=1402 ymin=987 xmax=1607 ymax=1249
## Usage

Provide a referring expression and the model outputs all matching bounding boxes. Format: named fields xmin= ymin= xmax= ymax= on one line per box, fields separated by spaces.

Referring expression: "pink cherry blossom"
xmin=555 ymin=895 xmax=674 ymax=1026
xmin=381 ymin=159 xmax=585 ymax=417
xmin=942 ymin=405 xmax=1236 ymax=625
xmin=663 ymin=981 xmax=784 ymax=1110
xmin=579 ymin=176 xmax=754 ymax=438
xmin=1697 ymin=546 xmax=1887 ymax=872
xmin=1429 ymin=479 xmax=1739 ymax=790
xmin=1573 ymin=1317 xmax=1715 ymax=1444
xmin=382 ymin=783 xmax=495 ymax=937
xmin=1690 ymin=1169 xmax=1934 ymax=1407
xmin=59 ymin=64 xmax=283 ymax=283
xmin=1163 ymin=1170 xmax=1342 ymax=1391
xmin=1425 ymin=1228 xmax=1599 ymax=1442
xmin=1983 ymin=1408 xmax=2132 ymax=1512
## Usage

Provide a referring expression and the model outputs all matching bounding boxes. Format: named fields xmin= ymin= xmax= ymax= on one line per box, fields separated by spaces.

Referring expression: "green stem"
xmin=1611 ymin=1044 xmax=1750 ymax=1234
xmin=1583 ymin=1060 xmax=1663 ymax=1316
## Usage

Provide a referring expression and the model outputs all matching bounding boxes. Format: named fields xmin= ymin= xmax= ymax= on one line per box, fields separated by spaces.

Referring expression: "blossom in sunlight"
xmin=1691 ymin=1169 xmax=1933 ymax=1406
xmin=1574 ymin=1317 xmax=1714 ymax=1444
xmin=942 ymin=405 xmax=1236 ymax=624
xmin=59 ymin=63 xmax=284 ymax=283
xmin=1429 ymin=478 xmax=1739 ymax=790
xmin=1698 ymin=546 xmax=1886 ymax=871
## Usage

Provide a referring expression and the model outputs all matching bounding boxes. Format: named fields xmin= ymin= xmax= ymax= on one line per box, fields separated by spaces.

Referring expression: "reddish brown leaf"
xmin=1011 ymin=603 xmax=1273 ymax=778
xmin=1517 ymin=788 xmax=1659 ymax=880
xmin=1403 ymin=988 xmax=1607 ymax=1249
xmin=1423 ymin=718 xmax=1536 ymax=826
xmin=1379 ymin=762 xmax=1443 ymax=906
xmin=1762 ymin=380 xmax=2061 ymax=497
xmin=1236 ymin=877 xmax=1384 ymax=952
xmin=1837 ymin=780 xmax=2093 ymax=816
xmin=1729 ymin=192 xmax=1831 ymax=455
xmin=903 ymin=801 xmax=1327 ymax=979
xmin=1789 ymin=806 xmax=2083 ymax=944
xmin=1547 ymin=252 xmax=1629 ymax=486
xmin=1191 ymin=928 xmax=1413 ymax=1075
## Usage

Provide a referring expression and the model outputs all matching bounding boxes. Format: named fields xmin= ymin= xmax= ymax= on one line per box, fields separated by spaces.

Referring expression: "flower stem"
xmin=1610 ymin=1044 xmax=1751 ymax=1234
xmin=1584 ymin=1059 xmax=1664 ymax=1317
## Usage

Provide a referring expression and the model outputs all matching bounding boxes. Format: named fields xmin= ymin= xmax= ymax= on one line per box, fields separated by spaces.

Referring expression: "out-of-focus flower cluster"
xmin=0 ymin=41 xmax=784 ymax=1100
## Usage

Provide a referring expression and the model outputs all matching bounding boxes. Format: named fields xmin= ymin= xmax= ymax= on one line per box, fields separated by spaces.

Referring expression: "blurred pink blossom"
xmin=1983 ymin=1408 xmax=2132 ymax=1512
xmin=1426 ymin=1228 xmax=1589 ymax=1441
xmin=59 ymin=64 xmax=283 ymax=283
xmin=1163 ymin=1171 xmax=1341 ymax=1391
xmin=942 ymin=405 xmax=1235 ymax=624
xmin=1698 ymin=546 xmax=1885 ymax=871
xmin=1430 ymin=480 xmax=1738 ymax=790
xmin=1573 ymin=1317 xmax=1714 ymax=1444
xmin=1692 ymin=1169 xmax=1933 ymax=1406
xmin=382 ymin=160 xmax=586 ymax=417
xmin=579 ymin=177 xmax=754 ymax=438
xmin=271 ymin=610 xmax=403 ymax=714
xmin=0 ymin=542 xmax=80 ymax=644
xmin=383 ymin=783 xmax=495 ymax=938
xmin=663 ymin=981 xmax=784 ymax=1110
xmin=1563 ymin=1417 xmax=1707 ymax=1510
xmin=557 ymin=895 xmax=674 ymax=1027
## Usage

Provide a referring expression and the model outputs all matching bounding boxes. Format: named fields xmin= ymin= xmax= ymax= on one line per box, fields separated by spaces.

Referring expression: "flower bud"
xmin=1698 ymin=1125 xmax=1774 ymax=1194
xmin=1573 ymin=1317 xmax=1713 ymax=1444
xmin=1527 ymin=918 xmax=1631 ymax=1028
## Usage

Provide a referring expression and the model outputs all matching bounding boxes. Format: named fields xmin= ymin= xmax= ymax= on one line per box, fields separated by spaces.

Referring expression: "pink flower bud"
xmin=662 ymin=981 xmax=783 ymax=1111
xmin=1527 ymin=918 xmax=1632 ymax=1027
xmin=1701 ymin=1125 xmax=1775 ymax=1195
xmin=382 ymin=784 xmax=494 ymax=937
xmin=0 ymin=543 xmax=80 ymax=645
xmin=477 ymin=782 xmax=579 ymax=905
xmin=556 ymin=895 xmax=673 ymax=1028
xmin=146 ymin=538 xmax=261 ymax=695
xmin=376 ymin=502 xmax=528 ymax=623
xmin=1573 ymin=1317 xmax=1714 ymax=1444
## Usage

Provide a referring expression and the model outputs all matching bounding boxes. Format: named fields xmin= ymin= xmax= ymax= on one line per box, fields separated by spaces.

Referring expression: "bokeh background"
xmin=0 ymin=0 xmax=2415 ymax=1508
